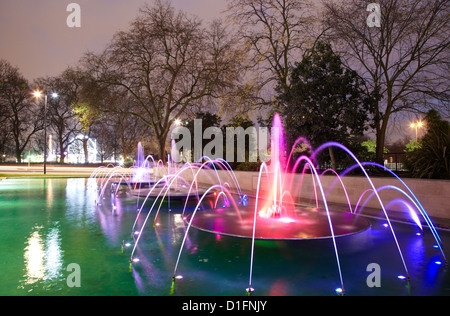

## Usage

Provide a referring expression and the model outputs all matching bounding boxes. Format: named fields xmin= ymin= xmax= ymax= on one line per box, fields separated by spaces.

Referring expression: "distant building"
xmin=67 ymin=134 xmax=98 ymax=164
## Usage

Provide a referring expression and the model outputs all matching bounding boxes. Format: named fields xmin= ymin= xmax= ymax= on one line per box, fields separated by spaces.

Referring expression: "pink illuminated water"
xmin=132 ymin=142 xmax=149 ymax=183
xmin=259 ymin=114 xmax=293 ymax=219
xmin=90 ymin=112 xmax=447 ymax=296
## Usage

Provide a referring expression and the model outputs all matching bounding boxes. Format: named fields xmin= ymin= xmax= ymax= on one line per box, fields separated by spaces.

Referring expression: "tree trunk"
xmin=329 ymin=146 xmax=336 ymax=170
xmin=15 ymin=146 xmax=22 ymax=163
xmin=123 ymin=148 xmax=128 ymax=165
xmin=60 ymin=142 xmax=66 ymax=164
xmin=375 ymin=93 xmax=392 ymax=165
xmin=83 ymin=138 xmax=89 ymax=164
xmin=158 ymin=135 xmax=167 ymax=163
xmin=375 ymin=121 xmax=388 ymax=165
xmin=58 ymin=131 xmax=66 ymax=164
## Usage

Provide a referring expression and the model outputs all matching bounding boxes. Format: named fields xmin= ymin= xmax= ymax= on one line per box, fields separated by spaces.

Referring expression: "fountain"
xmin=189 ymin=115 xmax=371 ymax=240
xmin=128 ymin=140 xmax=214 ymax=202
xmin=111 ymin=142 xmax=156 ymax=189
xmin=131 ymin=142 xmax=153 ymax=185
xmin=90 ymin=141 xmax=207 ymax=210
xmin=128 ymin=157 xmax=247 ymax=262
xmin=170 ymin=114 xmax=446 ymax=295
xmin=94 ymin=114 xmax=447 ymax=296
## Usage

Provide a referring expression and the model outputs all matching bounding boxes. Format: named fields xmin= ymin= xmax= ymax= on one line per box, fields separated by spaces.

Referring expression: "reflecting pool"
xmin=0 ymin=178 xmax=449 ymax=296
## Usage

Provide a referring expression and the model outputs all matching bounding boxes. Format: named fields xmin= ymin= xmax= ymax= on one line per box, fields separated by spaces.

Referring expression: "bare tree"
xmin=83 ymin=0 xmax=243 ymax=161
xmin=35 ymin=71 xmax=80 ymax=164
xmin=225 ymin=0 xmax=315 ymax=111
xmin=60 ymin=66 xmax=104 ymax=164
xmin=0 ymin=59 xmax=43 ymax=163
xmin=322 ymin=0 xmax=449 ymax=163
xmin=91 ymin=107 xmax=152 ymax=164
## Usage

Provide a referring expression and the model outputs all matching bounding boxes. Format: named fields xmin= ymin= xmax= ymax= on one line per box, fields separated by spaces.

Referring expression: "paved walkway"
xmin=0 ymin=165 xmax=98 ymax=176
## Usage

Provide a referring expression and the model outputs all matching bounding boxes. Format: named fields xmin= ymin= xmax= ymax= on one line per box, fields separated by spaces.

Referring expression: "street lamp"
xmin=410 ymin=121 xmax=424 ymax=142
xmin=33 ymin=90 xmax=58 ymax=174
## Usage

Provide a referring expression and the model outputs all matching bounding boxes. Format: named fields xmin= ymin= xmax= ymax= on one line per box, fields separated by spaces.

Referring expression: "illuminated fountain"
xmin=128 ymin=140 xmax=218 ymax=203
xmin=96 ymin=114 xmax=447 ymax=295
xmin=89 ymin=142 xmax=158 ymax=211
xmin=130 ymin=142 xmax=155 ymax=186
xmin=169 ymin=114 xmax=446 ymax=295
xmin=91 ymin=141 xmax=197 ymax=210
xmin=128 ymin=156 xmax=247 ymax=262
xmin=109 ymin=142 xmax=157 ymax=189
xmin=189 ymin=115 xmax=371 ymax=239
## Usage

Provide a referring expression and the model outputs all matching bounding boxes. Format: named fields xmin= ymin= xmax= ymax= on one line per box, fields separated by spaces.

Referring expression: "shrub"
xmin=404 ymin=110 xmax=450 ymax=179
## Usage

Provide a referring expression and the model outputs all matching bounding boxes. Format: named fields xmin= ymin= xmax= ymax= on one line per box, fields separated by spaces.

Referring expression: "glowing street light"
xmin=174 ymin=119 xmax=181 ymax=126
xmin=410 ymin=121 xmax=424 ymax=142
xmin=32 ymin=90 xmax=58 ymax=174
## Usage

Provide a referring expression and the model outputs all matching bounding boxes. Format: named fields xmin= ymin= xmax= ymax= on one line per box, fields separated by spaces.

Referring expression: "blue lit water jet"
xmin=92 ymin=114 xmax=447 ymax=295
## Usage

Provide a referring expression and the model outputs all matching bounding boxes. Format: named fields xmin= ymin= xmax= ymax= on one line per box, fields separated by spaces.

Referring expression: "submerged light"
xmin=279 ymin=217 xmax=296 ymax=224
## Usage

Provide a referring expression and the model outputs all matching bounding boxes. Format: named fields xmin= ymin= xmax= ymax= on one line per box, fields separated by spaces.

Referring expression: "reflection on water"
xmin=45 ymin=226 xmax=63 ymax=280
xmin=20 ymin=224 xmax=63 ymax=291
xmin=2 ymin=177 xmax=447 ymax=296
xmin=65 ymin=178 xmax=97 ymax=227
xmin=23 ymin=227 xmax=45 ymax=285
xmin=45 ymin=179 xmax=54 ymax=210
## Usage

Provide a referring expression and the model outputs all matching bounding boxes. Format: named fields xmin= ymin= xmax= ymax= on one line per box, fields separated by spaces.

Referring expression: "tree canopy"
xmin=405 ymin=109 xmax=450 ymax=179
xmin=83 ymin=0 xmax=244 ymax=161
xmin=323 ymin=0 xmax=450 ymax=163
xmin=279 ymin=41 xmax=374 ymax=168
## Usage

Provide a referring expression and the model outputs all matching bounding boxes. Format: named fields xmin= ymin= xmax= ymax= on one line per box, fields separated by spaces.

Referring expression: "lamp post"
xmin=33 ymin=91 xmax=58 ymax=174
xmin=410 ymin=121 xmax=424 ymax=142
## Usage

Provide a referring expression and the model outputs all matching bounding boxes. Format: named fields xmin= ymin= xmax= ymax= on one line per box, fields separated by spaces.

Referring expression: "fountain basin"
xmin=111 ymin=180 xmax=157 ymax=188
xmin=132 ymin=185 xmax=211 ymax=200
xmin=189 ymin=206 xmax=371 ymax=240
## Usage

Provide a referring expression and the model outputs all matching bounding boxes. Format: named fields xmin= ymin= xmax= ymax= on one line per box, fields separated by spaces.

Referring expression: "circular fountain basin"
xmin=132 ymin=185 xmax=211 ymax=200
xmin=111 ymin=180 xmax=157 ymax=188
xmin=189 ymin=206 xmax=371 ymax=240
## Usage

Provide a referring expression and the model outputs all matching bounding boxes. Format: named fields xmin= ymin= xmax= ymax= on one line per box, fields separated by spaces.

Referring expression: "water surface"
xmin=0 ymin=178 xmax=448 ymax=296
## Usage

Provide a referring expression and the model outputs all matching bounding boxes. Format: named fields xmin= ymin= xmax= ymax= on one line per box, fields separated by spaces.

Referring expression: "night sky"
xmin=0 ymin=0 xmax=422 ymax=142
xmin=0 ymin=0 xmax=227 ymax=80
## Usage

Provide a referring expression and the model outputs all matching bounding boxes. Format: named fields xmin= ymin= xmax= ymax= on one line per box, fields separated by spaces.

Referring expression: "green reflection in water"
xmin=19 ymin=224 xmax=64 ymax=293
xmin=0 ymin=178 xmax=138 ymax=296
xmin=0 ymin=177 xmax=449 ymax=296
